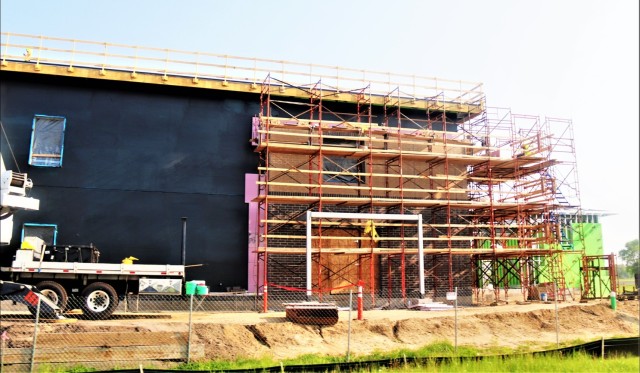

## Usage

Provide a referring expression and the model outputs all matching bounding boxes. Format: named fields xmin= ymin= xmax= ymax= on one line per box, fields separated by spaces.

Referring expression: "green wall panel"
xmin=571 ymin=223 xmax=603 ymax=255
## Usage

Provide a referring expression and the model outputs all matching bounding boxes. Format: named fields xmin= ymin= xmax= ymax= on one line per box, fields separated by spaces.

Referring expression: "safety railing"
xmin=1 ymin=32 xmax=484 ymax=106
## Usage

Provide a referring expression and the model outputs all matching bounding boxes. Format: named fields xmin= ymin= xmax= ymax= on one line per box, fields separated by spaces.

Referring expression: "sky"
xmin=1 ymin=0 xmax=638 ymax=256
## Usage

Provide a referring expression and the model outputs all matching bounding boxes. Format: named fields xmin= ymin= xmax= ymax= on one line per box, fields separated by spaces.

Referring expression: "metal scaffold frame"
xmin=581 ymin=254 xmax=617 ymax=299
xmin=252 ymin=72 xmax=586 ymax=310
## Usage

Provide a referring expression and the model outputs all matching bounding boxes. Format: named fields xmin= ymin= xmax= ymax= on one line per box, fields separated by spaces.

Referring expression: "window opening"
xmin=322 ymin=131 xmax=363 ymax=184
xmin=323 ymin=156 xmax=363 ymax=184
xmin=21 ymin=223 xmax=58 ymax=245
xmin=29 ymin=115 xmax=66 ymax=167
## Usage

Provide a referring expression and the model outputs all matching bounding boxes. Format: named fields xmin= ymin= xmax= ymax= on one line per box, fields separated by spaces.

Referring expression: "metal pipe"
xmin=306 ymin=211 xmax=312 ymax=299
xmin=310 ymin=211 xmax=420 ymax=221
xmin=454 ymin=286 xmax=458 ymax=353
xmin=30 ymin=296 xmax=41 ymax=373
xmin=181 ymin=217 xmax=187 ymax=266
xmin=187 ymin=294 xmax=193 ymax=363
xmin=347 ymin=289 xmax=352 ymax=362
xmin=554 ymin=281 xmax=560 ymax=348
xmin=418 ymin=215 xmax=425 ymax=296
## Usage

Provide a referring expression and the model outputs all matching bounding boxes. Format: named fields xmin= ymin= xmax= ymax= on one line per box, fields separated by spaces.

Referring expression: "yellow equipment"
xmin=363 ymin=220 xmax=380 ymax=243
xmin=121 ymin=256 xmax=139 ymax=265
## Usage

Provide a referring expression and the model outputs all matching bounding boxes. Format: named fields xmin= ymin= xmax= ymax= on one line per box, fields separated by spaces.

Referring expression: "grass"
xmin=374 ymin=352 xmax=639 ymax=372
xmin=30 ymin=340 xmax=639 ymax=372
xmin=178 ymin=342 xmax=472 ymax=371
xmin=33 ymin=364 xmax=97 ymax=373
xmin=177 ymin=341 xmax=639 ymax=372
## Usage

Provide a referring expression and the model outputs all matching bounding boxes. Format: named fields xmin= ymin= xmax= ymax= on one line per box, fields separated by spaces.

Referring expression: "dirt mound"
xmin=191 ymin=300 xmax=639 ymax=360
xmin=2 ymin=299 xmax=638 ymax=363
xmin=193 ymin=324 xmax=271 ymax=360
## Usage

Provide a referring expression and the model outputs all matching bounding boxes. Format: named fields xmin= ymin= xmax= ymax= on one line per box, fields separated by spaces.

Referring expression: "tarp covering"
xmin=30 ymin=116 xmax=65 ymax=167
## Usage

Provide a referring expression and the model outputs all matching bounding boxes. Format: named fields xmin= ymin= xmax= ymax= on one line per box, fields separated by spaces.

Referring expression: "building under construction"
xmin=0 ymin=33 xmax=613 ymax=309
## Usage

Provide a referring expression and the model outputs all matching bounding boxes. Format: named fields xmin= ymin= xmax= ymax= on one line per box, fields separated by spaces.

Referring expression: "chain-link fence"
xmin=2 ymin=294 xmax=190 ymax=372
xmin=0 ymin=287 xmax=444 ymax=372
xmin=0 ymin=283 xmax=588 ymax=372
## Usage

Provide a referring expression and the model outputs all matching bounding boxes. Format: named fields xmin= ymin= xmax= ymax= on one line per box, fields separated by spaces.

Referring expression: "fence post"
xmin=263 ymin=284 xmax=268 ymax=313
xmin=1 ymin=325 xmax=5 ymax=371
xmin=554 ymin=282 xmax=559 ymax=348
xmin=357 ymin=283 xmax=363 ymax=321
xmin=347 ymin=290 xmax=352 ymax=362
xmin=187 ymin=293 xmax=193 ymax=363
xmin=454 ymin=287 xmax=458 ymax=354
xmin=30 ymin=296 xmax=41 ymax=373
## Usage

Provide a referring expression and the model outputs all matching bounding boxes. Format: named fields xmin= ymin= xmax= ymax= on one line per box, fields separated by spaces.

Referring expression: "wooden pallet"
xmin=285 ymin=302 xmax=339 ymax=325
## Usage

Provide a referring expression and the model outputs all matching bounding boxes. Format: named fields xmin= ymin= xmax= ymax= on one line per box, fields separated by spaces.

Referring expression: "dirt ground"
xmin=2 ymin=299 xmax=639 ymax=363
xmin=184 ymin=299 xmax=640 ymax=360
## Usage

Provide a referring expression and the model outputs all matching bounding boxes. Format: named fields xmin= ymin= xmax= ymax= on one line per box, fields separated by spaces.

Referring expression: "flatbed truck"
xmin=1 ymin=247 xmax=185 ymax=319
xmin=1 ymin=154 xmax=185 ymax=319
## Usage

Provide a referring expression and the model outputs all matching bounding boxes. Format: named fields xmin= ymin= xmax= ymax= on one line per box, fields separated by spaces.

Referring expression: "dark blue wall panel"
xmin=1 ymin=71 xmax=258 ymax=289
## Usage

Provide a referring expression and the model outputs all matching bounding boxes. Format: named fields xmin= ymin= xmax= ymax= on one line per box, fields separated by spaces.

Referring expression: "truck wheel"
xmin=35 ymin=281 xmax=68 ymax=310
xmin=81 ymin=282 xmax=118 ymax=320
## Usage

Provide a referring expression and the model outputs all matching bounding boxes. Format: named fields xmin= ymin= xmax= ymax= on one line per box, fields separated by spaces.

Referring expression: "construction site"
xmin=0 ymin=33 xmax=617 ymax=311
xmin=1 ymin=32 xmax=637 ymax=372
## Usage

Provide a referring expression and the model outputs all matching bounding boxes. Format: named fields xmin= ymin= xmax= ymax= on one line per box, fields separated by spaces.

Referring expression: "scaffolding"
xmin=252 ymin=75 xmax=584 ymax=310
xmin=581 ymin=254 xmax=617 ymax=299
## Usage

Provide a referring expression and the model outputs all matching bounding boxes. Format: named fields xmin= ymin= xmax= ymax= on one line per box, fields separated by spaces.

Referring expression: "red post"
xmin=262 ymin=284 xmax=268 ymax=313
xmin=357 ymin=282 xmax=363 ymax=320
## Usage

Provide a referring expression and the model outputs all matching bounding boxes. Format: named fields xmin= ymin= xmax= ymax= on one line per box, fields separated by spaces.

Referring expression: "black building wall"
xmin=0 ymin=71 xmax=259 ymax=291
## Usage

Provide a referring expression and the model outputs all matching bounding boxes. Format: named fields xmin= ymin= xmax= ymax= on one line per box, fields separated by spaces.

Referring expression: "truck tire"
xmin=34 ymin=281 xmax=68 ymax=310
xmin=81 ymin=282 xmax=118 ymax=320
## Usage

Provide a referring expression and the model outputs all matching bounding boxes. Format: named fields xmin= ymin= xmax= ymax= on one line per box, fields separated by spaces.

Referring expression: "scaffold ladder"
xmin=550 ymin=252 xmax=573 ymax=301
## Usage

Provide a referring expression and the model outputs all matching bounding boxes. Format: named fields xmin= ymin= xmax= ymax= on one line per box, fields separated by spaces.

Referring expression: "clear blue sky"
xmin=2 ymin=0 xmax=638 ymax=255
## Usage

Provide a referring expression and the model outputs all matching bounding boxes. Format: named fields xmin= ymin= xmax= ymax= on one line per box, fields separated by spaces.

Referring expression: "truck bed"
xmin=2 ymin=261 xmax=185 ymax=277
